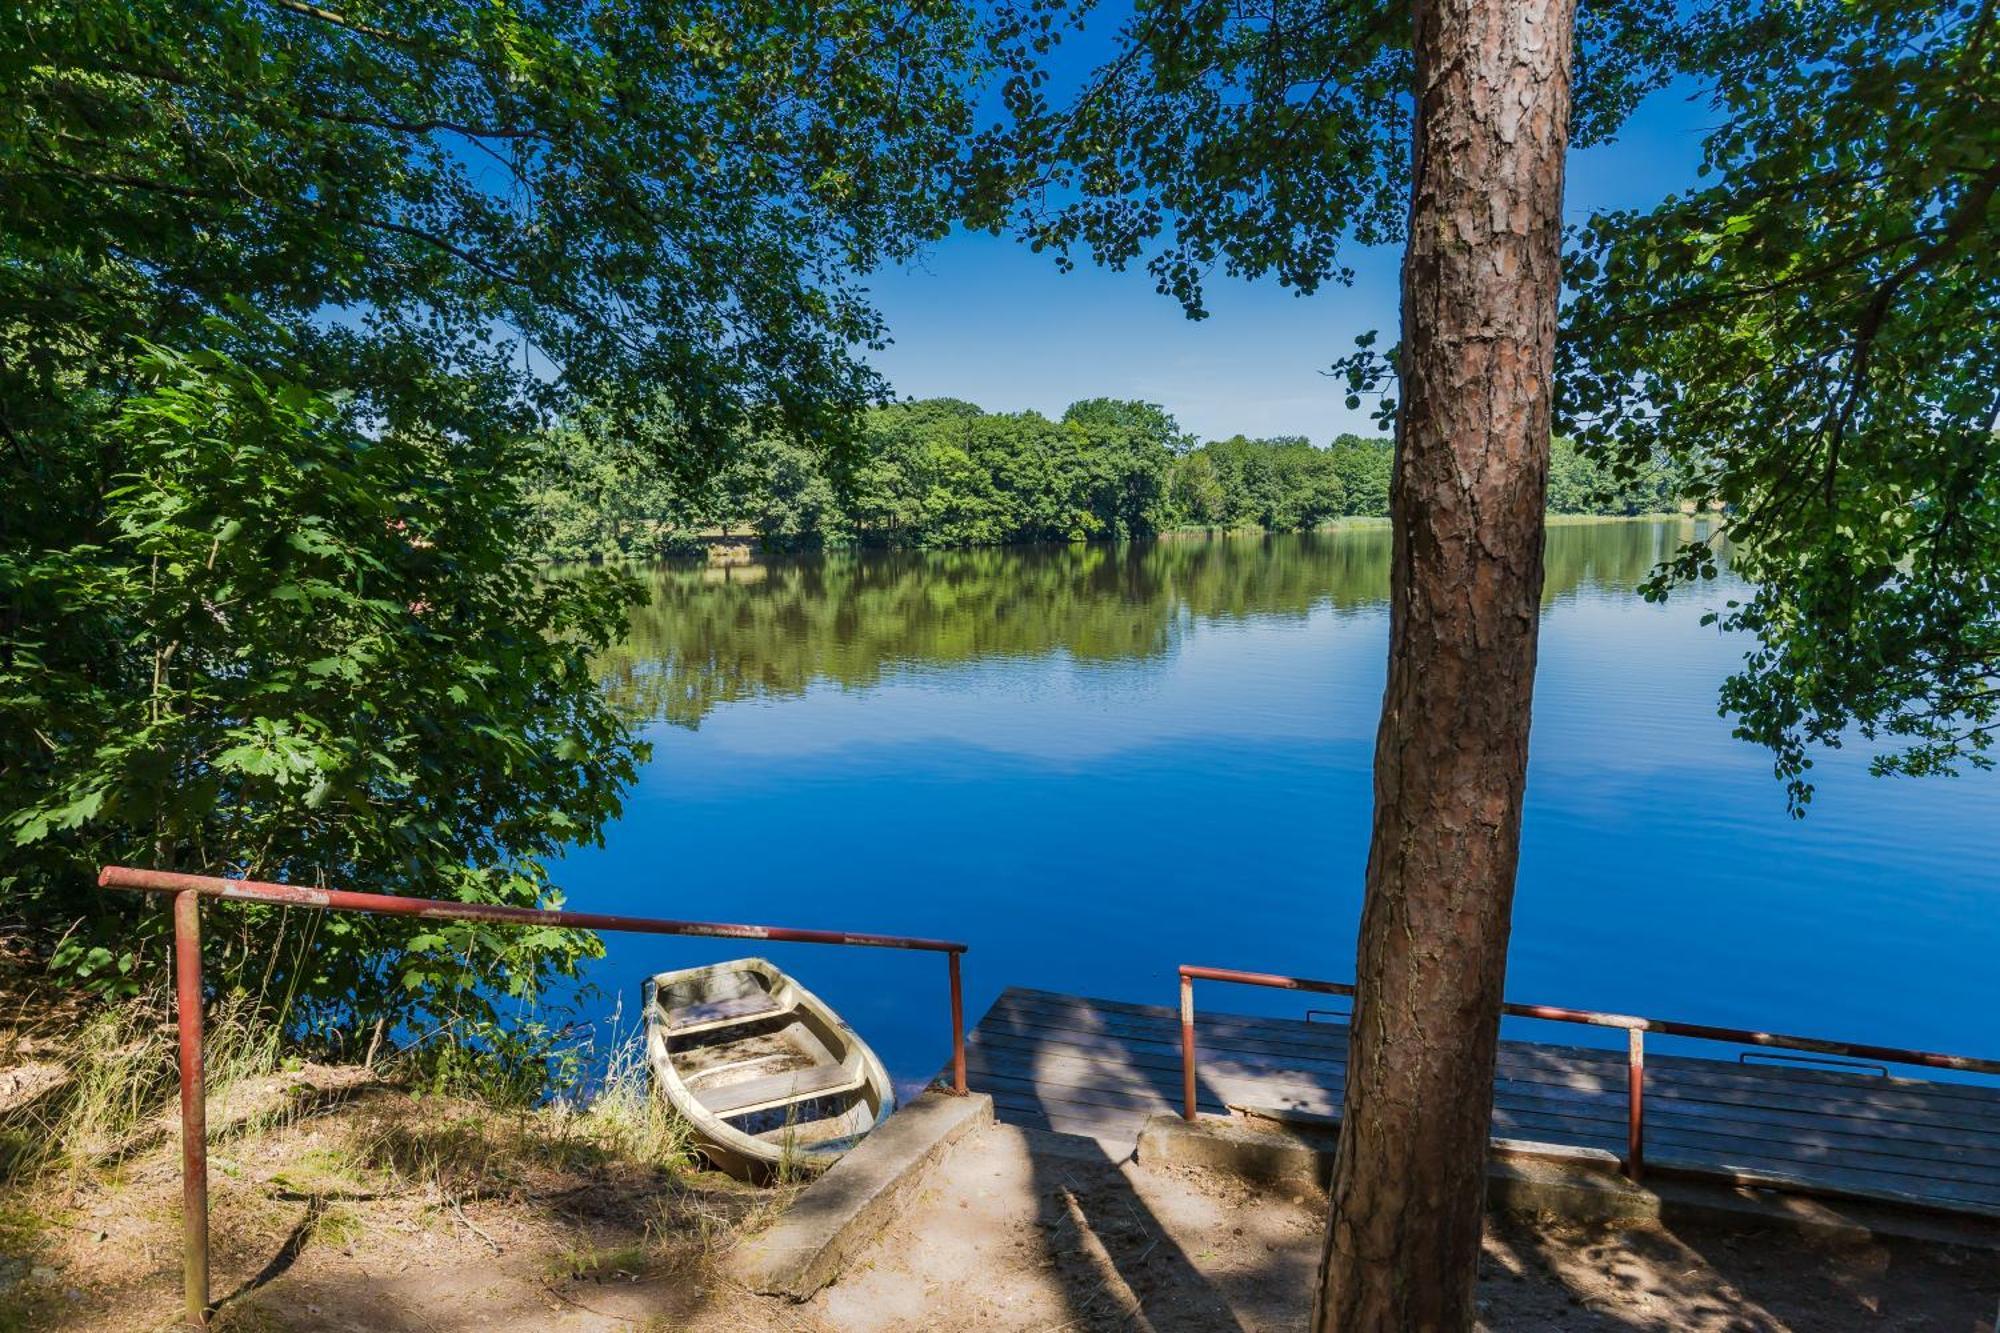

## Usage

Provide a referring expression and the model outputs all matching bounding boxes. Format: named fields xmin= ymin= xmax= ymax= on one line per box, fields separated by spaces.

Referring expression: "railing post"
xmin=1180 ymin=970 xmax=1197 ymax=1121
xmin=173 ymin=889 xmax=209 ymax=1326
xmin=1626 ymin=1027 xmax=1645 ymax=1183
xmin=948 ymin=951 xmax=966 ymax=1095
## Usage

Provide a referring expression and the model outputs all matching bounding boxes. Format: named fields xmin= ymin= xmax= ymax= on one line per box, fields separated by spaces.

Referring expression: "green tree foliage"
xmin=1560 ymin=0 xmax=1999 ymax=807
xmin=1544 ymin=438 xmax=1683 ymax=516
xmin=527 ymin=402 xmax=1671 ymax=551
xmin=970 ymin=0 xmax=1678 ymax=318
xmin=0 ymin=0 xmax=987 ymax=1043
xmin=731 ymin=438 xmax=853 ymax=551
xmin=1175 ymin=437 xmax=1347 ymax=530
xmin=844 ymin=398 xmax=1180 ymax=545
xmin=528 ymin=403 xmax=695 ymax=563
xmin=5 ymin=338 xmax=641 ymax=1036
xmin=1327 ymin=435 xmax=1395 ymax=518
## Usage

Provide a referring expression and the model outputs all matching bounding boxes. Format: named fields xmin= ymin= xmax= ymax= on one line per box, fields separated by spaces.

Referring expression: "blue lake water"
xmin=562 ymin=523 xmax=1999 ymax=1092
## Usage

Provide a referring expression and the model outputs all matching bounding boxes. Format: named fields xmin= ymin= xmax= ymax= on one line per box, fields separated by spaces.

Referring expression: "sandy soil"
xmin=819 ymin=1123 xmax=2000 ymax=1332
xmin=7 ymin=1080 xmax=2000 ymax=1331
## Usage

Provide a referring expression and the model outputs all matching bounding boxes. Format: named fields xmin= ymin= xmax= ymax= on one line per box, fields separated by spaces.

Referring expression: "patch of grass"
xmin=343 ymin=1032 xmax=694 ymax=1206
xmin=350 ymin=1105 xmax=515 ymax=1199
xmin=772 ymin=1114 xmax=806 ymax=1187
xmin=0 ymin=1202 xmax=55 ymax=1332
xmin=211 ymin=1301 xmax=290 ymax=1333
xmin=0 ymin=991 xmax=284 ymax=1188
xmin=267 ymin=1143 xmax=379 ymax=1201
xmin=310 ymin=1200 xmax=364 ymax=1249
xmin=0 ymin=1201 xmax=43 ymax=1258
xmin=544 ymin=1241 xmax=653 ymax=1283
xmin=544 ymin=1029 xmax=693 ymax=1171
xmin=636 ymin=1173 xmax=799 ymax=1279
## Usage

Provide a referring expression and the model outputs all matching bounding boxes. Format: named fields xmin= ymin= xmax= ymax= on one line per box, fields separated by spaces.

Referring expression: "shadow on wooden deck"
xmin=966 ymin=986 xmax=2000 ymax=1221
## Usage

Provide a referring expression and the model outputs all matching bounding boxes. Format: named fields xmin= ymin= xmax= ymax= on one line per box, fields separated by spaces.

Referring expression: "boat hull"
xmin=644 ymin=957 xmax=893 ymax=1180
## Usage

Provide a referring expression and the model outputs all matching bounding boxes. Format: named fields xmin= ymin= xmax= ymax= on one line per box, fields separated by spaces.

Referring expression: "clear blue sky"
xmin=861 ymin=36 xmax=1719 ymax=444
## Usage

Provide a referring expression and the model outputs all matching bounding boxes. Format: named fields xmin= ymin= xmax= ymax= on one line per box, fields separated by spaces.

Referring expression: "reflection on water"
xmin=598 ymin=520 xmax=1710 ymax=728
xmin=565 ymin=521 xmax=1999 ymax=1091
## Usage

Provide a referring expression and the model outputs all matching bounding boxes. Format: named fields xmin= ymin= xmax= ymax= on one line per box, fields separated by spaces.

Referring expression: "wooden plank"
xmin=965 ymin=1049 xmax=1207 ymax=1111
xmin=694 ymin=1064 xmax=862 ymax=1117
xmin=982 ymin=1013 xmax=2000 ymax=1163
xmin=1019 ymin=985 xmax=2000 ymax=1118
xmin=665 ymin=991 xmax=784 ymax=1033
xmin=994 ymin=1001 xmax=2000 ymax=1149
xmin=967 ymin=991 xmax=2000 ymax=1217
xmin=986 ymin=996 xmax=1352 ymax=1067
xmin=972 ymin=1013 xmax=1350 ymax=1080
xmin=970 ymin=1067 xmax=1187 ymax=1124
xmin=1653 ymin=1146 xmax=2000 ymax=1217
xmin=999 ymin=987 xmax=1329 ymax=1040
xmin=1011 ymin=988 xmax=2000 ymax=1125
xmin=1486 ymin=1064 xmax=2000 ymax=1170
xmin=991 ymin=993 xmax=1325 ymax=1055
xmin=1642 ymin=1092 xmax=2000 ymax=1167
xmin=986 ymin=1008 xmax=2000 ymax=1167
xmin=975 ymin=1042 xmax=2000 ymax=1204
xmin=1642 ymin=1068 xmax=2000 ymax=1141
xmin=1649 ymin=1050 xmax=2000 ymax=1109
xmin=987 ymin=1097 xmax=1141 ymax=1149
xmin=1495 ymin=1038 xmax=2000 ymax=1122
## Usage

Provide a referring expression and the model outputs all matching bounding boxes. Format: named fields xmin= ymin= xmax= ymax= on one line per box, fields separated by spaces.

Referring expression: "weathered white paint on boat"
xmin=645 ymin=957 xmax=894 ymax=1180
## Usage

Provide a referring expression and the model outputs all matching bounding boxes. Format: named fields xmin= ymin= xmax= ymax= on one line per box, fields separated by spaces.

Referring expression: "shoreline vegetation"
xmin=530 ymin=397 xmax=1690 ymax=563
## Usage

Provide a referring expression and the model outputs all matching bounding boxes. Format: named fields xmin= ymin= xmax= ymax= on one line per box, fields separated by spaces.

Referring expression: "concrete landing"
xmin=1136 ymin=1111 xmax=2000 ymax=1250
xmin=730 ymin=1089 xmax=993 ymax=1300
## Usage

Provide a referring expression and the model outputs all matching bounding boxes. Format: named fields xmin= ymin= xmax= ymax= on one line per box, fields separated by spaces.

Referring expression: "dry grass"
xmin=340 ymin=1029 xmax=694 ymax=1199
xmin=0 ymin=992 xmax=284 ymax=1188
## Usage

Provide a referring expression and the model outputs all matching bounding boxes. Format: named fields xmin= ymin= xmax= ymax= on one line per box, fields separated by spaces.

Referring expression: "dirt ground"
xmin=819 ymin=1123 xmax=2000 ymax=1333
xmin=0 ymin=1065 xmax=806 ymax=1333
xmin=6 ymin=1078 xmax=2000 ymax=1331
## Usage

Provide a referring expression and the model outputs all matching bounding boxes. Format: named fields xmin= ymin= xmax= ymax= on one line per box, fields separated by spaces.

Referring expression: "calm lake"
xmin=561 ymin=521 xmax=1999 ymax=1093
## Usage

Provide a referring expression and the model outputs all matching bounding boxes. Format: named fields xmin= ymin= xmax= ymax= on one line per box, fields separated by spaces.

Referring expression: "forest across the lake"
xmin=531 ymin=397 xmax=1688 ymax=561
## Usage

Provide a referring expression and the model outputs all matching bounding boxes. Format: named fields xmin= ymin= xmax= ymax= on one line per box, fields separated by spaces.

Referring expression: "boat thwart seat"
xmin=664 ymin=991 xmax=787 ymax=1035
xmin=693 ymin=1064 xmax=866 ymax=1117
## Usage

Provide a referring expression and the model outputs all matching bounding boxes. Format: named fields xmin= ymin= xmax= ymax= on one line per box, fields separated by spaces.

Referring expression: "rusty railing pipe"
xmin=1177 ymin=963 xmax=2000 ymax=1079
xmin=173 ymin=891 xmax=209 ymax=1326
xmin=1180 ymin=971 xmax=1198 ymax=1121
xmin=948 ymin=951 xmax=967 ymax=1095
xmin=100 ymin=866 xmax=968 ymax=955
xmin=1627 ymin=1028 xmax=1645 ymax=1182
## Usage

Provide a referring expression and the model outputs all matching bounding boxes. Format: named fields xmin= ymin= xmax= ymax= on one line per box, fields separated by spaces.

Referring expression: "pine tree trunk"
xmin=1313 ymin=0 xmax=1576 ymax=1327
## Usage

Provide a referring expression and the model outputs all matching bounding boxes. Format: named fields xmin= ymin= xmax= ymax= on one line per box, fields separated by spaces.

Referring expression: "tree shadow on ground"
xmin=1480 ymin=1205 xmax=2000 ymax=1331
xmin=1023 ymin=1133 xmax=1251 ymax=1332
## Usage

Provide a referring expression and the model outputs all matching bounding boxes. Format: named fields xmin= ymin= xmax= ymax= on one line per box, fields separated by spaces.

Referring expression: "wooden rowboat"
xmin=644 ymin=957 xmax=894 ymax=1179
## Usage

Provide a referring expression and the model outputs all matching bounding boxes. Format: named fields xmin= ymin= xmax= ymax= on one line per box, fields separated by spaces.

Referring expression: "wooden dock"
xmin=964 ymin=986 xmax=2000 ymax=1219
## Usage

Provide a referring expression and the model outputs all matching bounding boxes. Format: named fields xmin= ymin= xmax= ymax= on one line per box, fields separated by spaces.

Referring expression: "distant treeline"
xmin=532 ymin=398 xmax=1685 ymax=562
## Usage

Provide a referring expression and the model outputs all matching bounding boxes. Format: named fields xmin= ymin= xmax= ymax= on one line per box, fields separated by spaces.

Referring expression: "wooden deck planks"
xmin=965 ymin=986 xmax=2000 ymax=1218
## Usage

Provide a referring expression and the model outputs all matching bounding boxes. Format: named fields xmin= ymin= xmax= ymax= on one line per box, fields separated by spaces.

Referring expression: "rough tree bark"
xmin=1313 ymin=0 xmax=1577 ymax=1327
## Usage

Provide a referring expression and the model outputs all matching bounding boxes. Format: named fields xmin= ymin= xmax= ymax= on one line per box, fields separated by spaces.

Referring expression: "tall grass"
xmin=566 ymin=1024 xmax=692 ymax=1168
xmin=1 ymin=984 xmax=694 ymax=1203
xmin=0 ymin=992 xmax=282 ymax=1185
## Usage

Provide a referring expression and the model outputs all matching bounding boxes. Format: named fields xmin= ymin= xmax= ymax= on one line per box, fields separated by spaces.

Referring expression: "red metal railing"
xmin=1177 ymin=963 xmax=2000 ymax=1186
xmin=98 ymin=866 xmax=969 ymax=1327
